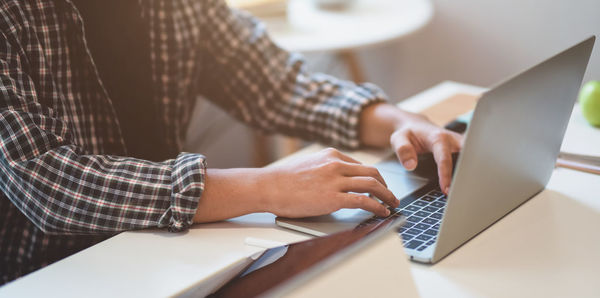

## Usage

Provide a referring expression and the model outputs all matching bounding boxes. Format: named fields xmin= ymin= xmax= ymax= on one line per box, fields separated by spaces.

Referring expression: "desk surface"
xmin=2 ymin=81 xmax=599 ymax=297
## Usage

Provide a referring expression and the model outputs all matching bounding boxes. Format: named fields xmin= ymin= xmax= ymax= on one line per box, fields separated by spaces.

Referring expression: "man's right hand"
xmin=264 ymin=148 xmax=400 ymax=217
xmin=193 ymin=148 xmax=398 ymax=223
xmin=259 ymin=148 xmax=398 ymax=218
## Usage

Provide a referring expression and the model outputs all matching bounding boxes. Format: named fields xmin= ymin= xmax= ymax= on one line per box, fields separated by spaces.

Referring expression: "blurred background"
xmin=184 ymin=0 xmax=600 ymax=168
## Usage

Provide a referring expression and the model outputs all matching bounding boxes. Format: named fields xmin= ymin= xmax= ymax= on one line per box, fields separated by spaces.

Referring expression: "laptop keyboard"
xmin=357 ymin=189 xmax=447 ymax=252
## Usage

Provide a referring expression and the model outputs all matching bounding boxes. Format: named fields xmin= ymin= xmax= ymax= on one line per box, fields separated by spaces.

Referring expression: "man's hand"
xmin=194 ymin=148 xmax=399 ymax=223
xmin=262 ymin=148 xmax=399 ymax=218
xmin=360 ymin=103 xmax=463 ymax=194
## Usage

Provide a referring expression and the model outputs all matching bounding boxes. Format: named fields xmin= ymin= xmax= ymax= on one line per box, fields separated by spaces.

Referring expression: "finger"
xmin=335 ymin=152 xmax=362 ymax=165
xmin=431 ymin=138 xmax=453 ymax=194
xmin=340 ymin=163 xmax=387 ymax=187
xmin=342 ymin=194 xmax=390 ymax=217
xmin=390 ymin=131 xmax=418 ymax=171
xmin=451 ymin=131 xmax=465 ymax=150
xmin=322 ymin=147 xmax=362 ymax=164
xmin=342 ymin=177 xmax=399 ymax=208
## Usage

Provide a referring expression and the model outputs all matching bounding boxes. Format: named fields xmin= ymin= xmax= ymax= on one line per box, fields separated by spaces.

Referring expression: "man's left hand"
xmin=360 ymin=103 xmax=463 ymax=194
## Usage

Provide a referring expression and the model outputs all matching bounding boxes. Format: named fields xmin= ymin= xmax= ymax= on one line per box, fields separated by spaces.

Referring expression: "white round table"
xmin=264 ymin=0 xmax=434 ymax=54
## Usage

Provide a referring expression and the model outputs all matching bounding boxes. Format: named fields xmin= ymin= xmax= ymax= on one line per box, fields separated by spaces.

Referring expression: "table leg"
xmin=339 ymin=50 xmax=366 ymax=83
xmin=252 ymin=131 xmax=270 ymax=167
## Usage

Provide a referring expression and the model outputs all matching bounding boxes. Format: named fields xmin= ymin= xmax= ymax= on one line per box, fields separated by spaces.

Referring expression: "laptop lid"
xmin=432 ymin=36 xmax=595 ymax=263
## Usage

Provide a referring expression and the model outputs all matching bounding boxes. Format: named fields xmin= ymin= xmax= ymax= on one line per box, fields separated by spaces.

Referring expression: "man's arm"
xmin=194 ymin=0 xmax=461 ymax=193
xmin=195 ymin=0 xmax=387 ymax=150
xmin=193 ymin=148 xmax=400 ymax=222
xmin=0 ymin=30 xmax=204 ymax=234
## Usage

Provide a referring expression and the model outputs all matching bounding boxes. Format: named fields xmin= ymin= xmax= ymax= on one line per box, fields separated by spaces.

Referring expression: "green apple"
xmin=579 ymin=80 xmax=600 ymax=127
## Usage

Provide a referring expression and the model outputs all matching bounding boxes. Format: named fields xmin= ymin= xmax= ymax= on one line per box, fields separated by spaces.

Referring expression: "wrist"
xmin=251 ymin=167 xmax=276 ymax=213
xmin=359 ymin=103 xmax=410 ymax=147
xmin=193 ymin=168 xmax=268 ymax=223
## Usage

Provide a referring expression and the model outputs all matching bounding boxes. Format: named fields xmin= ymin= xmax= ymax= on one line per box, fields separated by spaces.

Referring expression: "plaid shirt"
xmin=0 ymin=0 xmax=387 ymax=284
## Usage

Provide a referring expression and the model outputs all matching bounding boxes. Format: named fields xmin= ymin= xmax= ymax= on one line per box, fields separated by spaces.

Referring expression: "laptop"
xmin=276 ymin=36 xmax=595 ymax=264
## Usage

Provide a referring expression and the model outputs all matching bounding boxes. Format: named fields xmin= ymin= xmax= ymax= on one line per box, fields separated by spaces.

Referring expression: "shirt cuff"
xmin=160 ymin=152 xmax=206 ymax=232
xmin=335 ymin=82 xmax=389 ymax=150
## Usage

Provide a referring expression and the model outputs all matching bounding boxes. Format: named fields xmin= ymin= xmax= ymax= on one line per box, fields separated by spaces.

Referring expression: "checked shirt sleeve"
xmin=0 ymin=32 xmax=204 ymax=235
xmin=198 ymin=0 xmax=389 ymax=149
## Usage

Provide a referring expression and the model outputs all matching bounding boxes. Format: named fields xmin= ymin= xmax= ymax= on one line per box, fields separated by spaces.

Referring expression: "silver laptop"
xmin=276 ymin=36 xmax=595 ymax=264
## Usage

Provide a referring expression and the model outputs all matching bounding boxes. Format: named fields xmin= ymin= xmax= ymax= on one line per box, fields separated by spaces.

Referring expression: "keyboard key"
xmin=430 ymin=191 xmax=444 ymax=197
xmin=424 ymin=206 xmax=438 ymax=213
xmin=431 ymin=213 xmax=443 ymax=220
xmin=406 ymin=240 xmax=424 ymax=249
xmin=424 ymin=229 xmax=438 ymax=236
xmin=417 ymin=246 xmax=428 ymax=251
xmin=403 ymin=222 xmax=414 ymax=229
xmin=407 ymin=216 xmax=423 ymax=223
xmin=416 ymin=234 xmax=432 ymax=241
xmin=405 ymin=205 xmax=421 ymax=212
xmin=401 ymin=234 xmax=414 ymax=241
xmin=421 ymin=196 xmax=436 ymax=202
xmin=401 ymin=211 xmax=413 ymax=217
xmin=415 ymin=223 xmax=431 ymax=230
xmin=422 ymin=218 xmax=437 ymax=225
xmin=433 ymin=224 xmax=440 ymax=230
xmin=431 ymin=201 xmax=445 ymax=208
xmin=415 ymin=211 xmax=431 ymax=218
xmin=426 ymin=240 xmax=436 ymax=245
xmin=413 ymin=200 xmax=428 ymax=207
xmin=405 ymin=228 xmax=423 ymax=235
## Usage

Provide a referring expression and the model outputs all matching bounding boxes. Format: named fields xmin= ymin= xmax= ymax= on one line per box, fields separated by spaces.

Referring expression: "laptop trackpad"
xmin=377 ymin=165 xmax=429 ymax=200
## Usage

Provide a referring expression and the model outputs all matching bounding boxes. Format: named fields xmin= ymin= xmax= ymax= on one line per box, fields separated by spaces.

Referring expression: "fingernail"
xmin=395 ymin=199 xmax=401 ymax=207
xmin=385 ymin=209 xmax=391 ymax=216
xmin=445 ymin=186 xmax=450 ymax=194
xmin=403 ymin=159 xmax=416 ymax=170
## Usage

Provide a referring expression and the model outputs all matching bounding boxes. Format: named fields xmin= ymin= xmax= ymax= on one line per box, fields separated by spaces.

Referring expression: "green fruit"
xmin=579 ymin=80 xmax=600 ymax=127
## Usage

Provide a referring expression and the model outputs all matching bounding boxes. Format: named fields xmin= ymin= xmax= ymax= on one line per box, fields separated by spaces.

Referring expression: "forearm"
xmin=359 ymin=102 xmax=423 ymax=148
xmin=193 ymin=168 xmax=268 ymax=223
xmin=198 ymin=0 xmax=389 ymax=149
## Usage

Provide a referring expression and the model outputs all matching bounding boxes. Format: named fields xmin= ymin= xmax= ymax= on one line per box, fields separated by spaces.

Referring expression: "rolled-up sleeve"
xmin=0 ymin=31 xmax=205 ymax=235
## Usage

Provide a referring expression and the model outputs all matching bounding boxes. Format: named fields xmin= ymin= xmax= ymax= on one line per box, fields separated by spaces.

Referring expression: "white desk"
xmin=2 ymin=81 xmax=600 ymax=297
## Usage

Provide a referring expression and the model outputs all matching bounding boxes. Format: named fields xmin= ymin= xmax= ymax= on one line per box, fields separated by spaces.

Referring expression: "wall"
xmin=360 ymin=0 xmax=600 ymax=101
